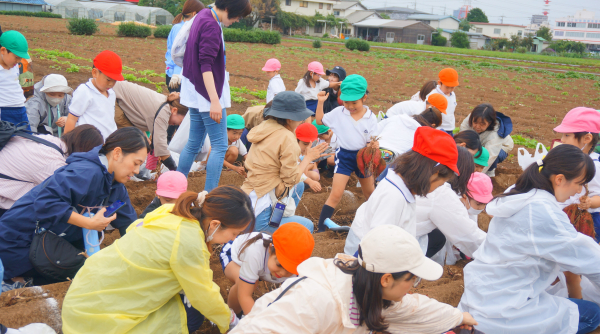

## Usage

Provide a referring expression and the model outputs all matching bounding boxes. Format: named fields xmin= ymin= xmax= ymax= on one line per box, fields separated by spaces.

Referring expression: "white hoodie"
xmin=377 ymin=113 xmax=421 ymax=157
xmin=230 ymin=255 xmax=463 ymax=334
xmin=459 ymin=189 xmax=600 ymax=334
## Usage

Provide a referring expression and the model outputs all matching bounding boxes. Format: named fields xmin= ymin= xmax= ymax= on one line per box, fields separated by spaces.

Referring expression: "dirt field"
xmin=1 ymin=14 xmax=599 ymax=333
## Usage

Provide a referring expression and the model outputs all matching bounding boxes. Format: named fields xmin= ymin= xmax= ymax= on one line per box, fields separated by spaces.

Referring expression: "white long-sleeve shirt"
xmin=266 ymin=74 xmax=286 ymax=103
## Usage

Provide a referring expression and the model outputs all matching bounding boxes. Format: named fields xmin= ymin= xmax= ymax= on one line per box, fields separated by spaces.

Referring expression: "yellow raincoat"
xmin=61 ymin=204 xmax=231 ymax=334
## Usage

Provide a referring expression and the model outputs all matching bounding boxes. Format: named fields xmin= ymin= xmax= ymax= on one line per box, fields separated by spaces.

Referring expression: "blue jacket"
xmin=0 ymin=146 xmax=137 ymax=280
xmin=165 ymin=22 xmax=184 ymax=77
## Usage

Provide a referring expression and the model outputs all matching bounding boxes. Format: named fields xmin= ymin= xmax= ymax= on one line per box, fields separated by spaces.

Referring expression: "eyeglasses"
xmin=413 ymin=276 xmax=422 ymax=288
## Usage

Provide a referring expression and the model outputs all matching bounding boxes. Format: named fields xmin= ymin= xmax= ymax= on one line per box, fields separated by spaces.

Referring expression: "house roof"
xmin=534 ymin=36 xmax=547 ymax=41
xmin=0 ymin=0 xmax=47 ymax=5
xmin=344 ymin=10 xmax=381 ymax=24
xmin=407 ymin=14 xmax=460 ymax=22
xmin=441 ymin=29 xmax=492 ymax=38
xmin=333 ymin=1 xmax=365 ymax=10
xmin=354 ymin=18 xmax=435 ymax=30
xmin=470 ymin=22 xmax=527 ymax=28
xmin=371 ymin=7 xmax=427 ymax=14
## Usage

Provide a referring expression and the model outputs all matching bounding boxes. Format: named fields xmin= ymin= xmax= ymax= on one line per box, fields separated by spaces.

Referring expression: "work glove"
xmin=169 ymin=74 xmax=181 ymax=89
xmin=162 ymin=156 xmax=178 ymax=171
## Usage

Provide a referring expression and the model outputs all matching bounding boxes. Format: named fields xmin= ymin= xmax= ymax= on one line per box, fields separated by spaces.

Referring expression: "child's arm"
xmin=64 ymin=114 xmax=79 ymax=134
xmin=315 ymin=91 xmax=329 ymax=125
xmin=224 ymin=160 xmax=246 ymax=177
xmin=237 ymin=278 xmax=256 ymax=315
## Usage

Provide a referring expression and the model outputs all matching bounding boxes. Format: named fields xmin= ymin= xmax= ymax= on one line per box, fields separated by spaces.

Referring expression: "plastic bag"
xmin=6 ymin=323 xmax=57 ymax=334
xmin=517 ymin=142 xmax=547 ymax=171
xmin=171 ymin=15 xmax=196 ymax=68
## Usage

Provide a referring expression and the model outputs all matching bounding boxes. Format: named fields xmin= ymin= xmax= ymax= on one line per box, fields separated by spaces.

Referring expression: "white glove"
xmin=230 ymin=308 xmax=240 ymax=329
xmin=169 ymin=74 xmax=181 ymax=89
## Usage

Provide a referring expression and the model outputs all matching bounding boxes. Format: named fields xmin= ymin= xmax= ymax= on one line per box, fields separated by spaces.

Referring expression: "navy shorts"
xmin=335 ymin=147 xmax=365 ymax=178
xmin=219 ymin=241 xmax=234 ymax=272
xmin=0 ymin=106 xmax=31 ymax=131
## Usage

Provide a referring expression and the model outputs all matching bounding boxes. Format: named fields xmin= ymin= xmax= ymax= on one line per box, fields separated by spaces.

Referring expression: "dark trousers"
xmin=1 ymin=107 xmax=30 ymax=130
xmin=0 ymin=208 xmax=6 ymax=219
xmin=426 ymin=229 xmax=446 ymax=258
xmin=241 ymin=128 xmax=251 ymax=151
xmin=181 ymin=294 xmax=206 ymax=333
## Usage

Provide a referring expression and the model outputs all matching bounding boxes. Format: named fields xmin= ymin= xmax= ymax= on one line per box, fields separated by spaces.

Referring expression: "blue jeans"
xmin=0 ymin=106 xmax=30 ymax=131
xmin=254 ymin=182 xmax=314 ymax=233
xmin=591 ymin=212 xmax=600 ymax=242
xmin=177 ymin=108 xmax=227 ymax=192
xmin=570 ymin=298 xmax=600 ymax=334
xmin=489 ymin=149 xmax=508 ymax=171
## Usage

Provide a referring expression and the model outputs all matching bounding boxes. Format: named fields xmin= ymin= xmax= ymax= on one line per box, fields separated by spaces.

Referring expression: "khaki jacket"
xmin=241 ymin=119 xmax=302 ymax=198
xmin=230 ymin=255 xmax=463 ymax=334
xmin=242 ymin=105 xmax=265 ymax=130
xmin=460 ymin=115 xmax=514 ymax=173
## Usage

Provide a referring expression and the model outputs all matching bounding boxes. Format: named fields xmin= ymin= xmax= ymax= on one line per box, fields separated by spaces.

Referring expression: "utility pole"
xmin=431 ymin=6 xmax=434 ymax=14
xmin=444 ymin=5 xmax=446 ymax=15
xmin=413 ymin=1 xmax=417 ymax=10
xmin=500 ymin=15 xmax=505 ymax=23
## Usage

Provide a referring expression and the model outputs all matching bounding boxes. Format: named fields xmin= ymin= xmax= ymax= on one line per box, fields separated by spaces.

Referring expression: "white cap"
xmin=40 ymin=74 xmax=73 ymax=94
xmin=358 ymin=225 xmax=443 ymax=281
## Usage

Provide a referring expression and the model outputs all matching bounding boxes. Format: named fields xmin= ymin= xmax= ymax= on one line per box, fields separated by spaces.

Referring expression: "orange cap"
xmin=438 ymin=68 xmax=459 ymax=87
xmin=273 ymin=223 xmax=314 ymax=275
xmin=427 ymin=93 xmax=448 ymax=114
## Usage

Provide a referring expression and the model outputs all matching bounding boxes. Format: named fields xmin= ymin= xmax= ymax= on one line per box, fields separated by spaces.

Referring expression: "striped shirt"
xmin=349 ymin=286 xmax=360 ymax=326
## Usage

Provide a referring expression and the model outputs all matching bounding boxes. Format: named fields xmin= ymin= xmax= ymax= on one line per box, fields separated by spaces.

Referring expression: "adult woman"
xmin=0 ymin=127 xmax=147 ymax=286
xmin=0 ymin=124 xmax=103 ymax=216
xmin=165 ymin=0 xmax=204 ymax=93
xmin=62 ymin=186 xmax=254 ymax=334
xmin=112 ymin=81 xmax=188 ymax=171
xmin=459 ymin=144 xmax=600 ymax=334
xmin=25 ymin=74 xmax=72 ymax=136
xmin=415 ymin=146 xmax=485 ymax=264
xmin=241 ymin=91 xmax=329 ymax=233
xmin=178 ymin=0 xmax=252 ymax=191
xmin=460 ymin=104 xmax=514 ymax=176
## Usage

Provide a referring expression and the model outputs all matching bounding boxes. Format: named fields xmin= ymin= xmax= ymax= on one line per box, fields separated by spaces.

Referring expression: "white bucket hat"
xmin=358 ymin=225 xmax=443 ymax=281
xmin=40 ymin=74 xmax=73 ymax=94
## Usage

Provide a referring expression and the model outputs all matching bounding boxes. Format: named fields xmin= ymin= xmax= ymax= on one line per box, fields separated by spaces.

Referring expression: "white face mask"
xmin=468 ymin=207 xmax=483 ymax=216
xmin=46 ymin=96 xmax=63 ymax=107
xmin=205 ymin=223 xmax=221 ymax=243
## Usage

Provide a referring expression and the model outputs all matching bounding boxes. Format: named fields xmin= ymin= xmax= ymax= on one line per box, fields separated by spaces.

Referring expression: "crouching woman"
xmin=61 ymin=186 xmax=255 ymax=334
xmin=229 ymin=225 xmax=477 ymax=334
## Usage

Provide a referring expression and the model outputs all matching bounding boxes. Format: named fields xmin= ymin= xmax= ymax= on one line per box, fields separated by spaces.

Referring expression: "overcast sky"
xmin=362 ymin=0 xmax=600 ymax=25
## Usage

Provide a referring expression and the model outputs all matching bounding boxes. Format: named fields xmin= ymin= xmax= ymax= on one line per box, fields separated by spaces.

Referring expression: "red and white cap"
xmin=307 ymin=61 xmax=325 ymax=75
xmin=262 ymin=58 xmax=282 ymax=72
xmin=553 ymin=107 xmax=600 ymax=134
xmin=412 ymin=127 xmax=459 ymax=175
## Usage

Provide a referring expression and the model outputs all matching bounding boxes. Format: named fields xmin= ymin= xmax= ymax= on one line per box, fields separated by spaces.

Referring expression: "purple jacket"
xmin=182 ymin=8 xmax=225 ymax=101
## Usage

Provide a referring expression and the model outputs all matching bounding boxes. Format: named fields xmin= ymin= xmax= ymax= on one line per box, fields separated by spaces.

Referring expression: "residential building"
xmin=470 ymin=22 xmax=526 ymax=39
xmin=531 ymin=36 xmax=550 ymax=53
xmin=0 ymin=0 xmax=47 ymax=12
xmin=554 ymin=10 xmax=600 ymax=51
xmin=280 ymin=0 xmax=337 ymax=17
xmin=371 ymin=6 xmax=426 ymax=20
xmin=439 ymin=29 xmax=491 ymax=49
xmin=406 ymin=14 xmax=460 ymax=31
xmin=332 ymin=1 xmax=365 ymax=18
xmin=341 ymin=10 xmax=381 ymax=37
xmin=352 ymin=19 xmax=435 ymax=44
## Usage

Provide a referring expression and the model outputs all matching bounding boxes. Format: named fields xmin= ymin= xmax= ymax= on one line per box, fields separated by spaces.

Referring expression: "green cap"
xmin=226 ymin=114 xmax=245 ymax=130
xmin=474 ymin=147 xmax=489 ymax=167
xmin=312 ymin=120 xmax=330 ymax=135
xmin=339 ymin=74 xmax=367 ymax=102
xmin=0 ymin=31 xmax=30 ymax=59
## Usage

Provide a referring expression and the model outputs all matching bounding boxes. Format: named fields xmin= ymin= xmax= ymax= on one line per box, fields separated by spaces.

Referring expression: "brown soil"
xmin=2 ymin=14 xmax=597 ymax=333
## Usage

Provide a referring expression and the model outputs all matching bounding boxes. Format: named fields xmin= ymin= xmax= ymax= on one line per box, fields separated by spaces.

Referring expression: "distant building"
xmin=0 ymin=0 xmax=47 ymax=12
xmin=332 ymin=1 xmax=366 ymax=18
xmin=371 ymin=7 xmax=427 ymax=20
xmin=341 ymin=10 xmax=382 ymax=37
xmin=439 ymin=29 xmax=491 ymax=49
xmin=406 ymin=14 xmax=460 ymax=31
xmin=352 ymin=19 xmax=435 ymax=44
xmin=554 ymin=9 xmax=600 ymax=52
xmin=279 ymin=0 xmax=337 ymax=17
xmin=531 ymin=14 xmax=548 ymax=25
xmin=470 ymin=22 xmax=527 ymax=39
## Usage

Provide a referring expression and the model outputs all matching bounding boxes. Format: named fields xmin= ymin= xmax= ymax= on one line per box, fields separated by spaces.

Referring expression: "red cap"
xmin=412 ymin=127 xmax=459 ymax=175
xmin=93 ymin=50 xmax=124 ymax=81
xmin=438 ymin=68 xmax=459 ymax=87
xmin=273 ymin=223 xmax=315 ymax=275
xmin=295 ymin=123 xmax=318 ymax=142
xmin=427 ymin=93 xmax=448 ymax=114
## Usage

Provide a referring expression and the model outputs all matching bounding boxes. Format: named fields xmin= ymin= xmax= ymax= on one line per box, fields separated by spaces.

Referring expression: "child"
xmin=313 ymin=120 xmax=338 ymax=172
xmin=436 ymin=68 xmax=459 ymax=135
xmin=295 ymin=123 xmax=322 ymax=192
xmin=230 ymin=225 xmax=478 ymax=333
xmin=321 ymin=66 xmax=346 ymax=114
xmin=454 ymin=130 xmax=483 ymax=156
xmin=224 ymin=114 xmax=248 ymax=176
xmin=25 ymin=74 xmax=73 ymax=137
xmin=262 ymin=58 xmax=285 ymax=103
xmin=345 ymin=126 xmax=460 ymax=255
xmin=295 ymin=61 xmax=340 ymax=114
xmin=139 ymin=171 xmax=188 ymax=218
xmin=221 ymin=223 xmax=314 ymax=316
xmin=0 ymin=30 xmax=31 ymax=129
xmin=386 ymin=92 xmax=447 ymax=119
xmin=315 ymin=75 xmax=379 ymax=233
xmin=410 ymin=80 xmax=438 ymax=103
xmin=65 ymin=50 xmax=123 ymax=140
xmin=473 ymin=147 xmax=489 ymax=173
xmin=464 ymin=172 xmax=493 ymax=223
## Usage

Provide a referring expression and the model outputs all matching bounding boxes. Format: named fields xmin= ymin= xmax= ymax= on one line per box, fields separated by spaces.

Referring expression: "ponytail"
xmin=99 ymin=127 xmax=150 ymax=155
xmin=237 ymin=232 xmax=274 ymax=258
xmin=302 ymin=71 xmax=314 ymax=88
xmin=172 ymin=0 xmax=205 ymax=24
xmin=420 ymin=107 xmax=442 ymax=128
xmin=412 ymin=115 xmax=432 ymax=127
xmin=500 ymin=144 xmax=595 ymax=198
xmin=166 ymin=94 xmax=189 ymax=116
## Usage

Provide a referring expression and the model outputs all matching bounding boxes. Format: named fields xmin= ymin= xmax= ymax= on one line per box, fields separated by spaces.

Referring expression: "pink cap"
xmin=262 ymin=58 xmax=281 ymax=72
xmin=307 ymin=61 xmax=325 ymax=75
xmin=554 ymin=107 xmax=600 ymax=134
xmin=468 ymin=172 xmax=493 ymax=204
xmin=156 ymin=171 xmax=188 ymax=199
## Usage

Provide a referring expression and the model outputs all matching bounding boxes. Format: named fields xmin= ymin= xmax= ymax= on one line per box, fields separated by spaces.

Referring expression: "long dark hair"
xmin=450 ymin=146 xmax=475 ymax=196
xmin=172 ymin=0 xmax=204 ymax=23
xmin=61 ymin=124 xmax=104 ymax=156
xmin=412 ymin=115 xmax=432 ymax=127
xmin=499 ymin=144 xmax=595 ymax=198
xmin=215 ymin=0 xmax=252 ymax=19
xmin=171 ymin=186 xmax=255 ymax=231
xmin=393 ymin=150 xmax=455 ymax=196
xmin=99 ymin=127 xmax=150 ymax=155
xmin=454 ymin=130 xmax=483 ymax=158
xmin=302 ymin=70 xmax=319 ymax=88
xmin=420 ymin=107 xmax=442 ymax=128
xmin=418 ymin=80 xmax=437 ymax=102
xmin=468 ymin=104 xmax=496 ymax=132
xmin=334 ymin=246 xmax=414 ymax=333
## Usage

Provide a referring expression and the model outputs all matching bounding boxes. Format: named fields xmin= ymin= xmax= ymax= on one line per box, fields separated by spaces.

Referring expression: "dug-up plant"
xmin=67 ymin=18 xmax=99 ymax=36
xmin=312 ymin=39 xmax=322 ymax=48
xmin=345 ymin=38 xmax=369 ymax=52
xmin=117 ymin=22 xmax=152 ymax=38
xmin=153 ymin=25 xmax=172 ymax=38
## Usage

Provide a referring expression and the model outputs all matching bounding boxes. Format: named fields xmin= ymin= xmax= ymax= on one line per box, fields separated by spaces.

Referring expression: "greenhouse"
xmin=44 ymin=0 xmax=173 ymax=24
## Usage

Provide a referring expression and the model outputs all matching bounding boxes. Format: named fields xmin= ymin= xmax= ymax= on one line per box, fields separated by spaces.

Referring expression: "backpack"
xmin=171 ymin=15 xmax=197 ymax=68
xmin=0 ymin=120 xmax=64 ymax=182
